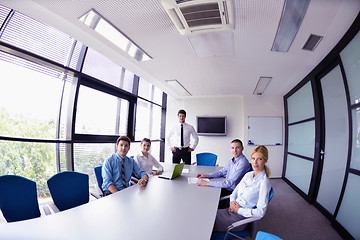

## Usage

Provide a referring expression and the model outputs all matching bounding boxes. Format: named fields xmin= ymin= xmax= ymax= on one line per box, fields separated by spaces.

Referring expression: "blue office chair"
xmin=255 ymin=231 xmax=283 ymax=240
xmin=195 ymin=152 xmax=218 ymax=166
xmin=211 ymin=188 xmax=274 ymax=240
xmin=47 ymin=171 xmax=89 ymax=211
xmin=0 ymin=175 xmax=41 ymax=222
xmin=94 ymin=166 xmax=105 ymax=197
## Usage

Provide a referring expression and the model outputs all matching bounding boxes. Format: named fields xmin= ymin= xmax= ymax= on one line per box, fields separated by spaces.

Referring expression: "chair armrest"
xmin=90 ymin=192 xmax=101 ymax=199
xmin=47 ymin=201 xmax=60 ymax=213
xmin=219 ymin=195 xmax=230 ymax=201
xmin=129 ymin=176 xmax=139 ymax=186
xmin=228 ymin=217 xmax=261 ymax=231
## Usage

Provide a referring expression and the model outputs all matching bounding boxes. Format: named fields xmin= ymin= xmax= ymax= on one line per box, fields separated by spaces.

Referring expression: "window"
xmin=82 ymin=47 xmax=135 ymax=93
xmin=0 ymin=140 xmax=57 ymax=198
xmin=74 ymin=143 xmax=115 ymax=190
xmin=0 ymin=52 xmax=71 ymax=140
xmin=83 ymin=48 xmax=124 ymax=87
xmin=136 ymin=78 xmax=164 ymax=143
xmin=135 ymin=99 xmax=162 ymax=141
xmin=1 ymin=11 xmax=77 ymax=67
xmin=75 ymin=86 xmax=129 ymax=136
xmin=0 ymin=5 xmax=11 ymax=28
xmin=138 ymin=77 xmax=163 ymax=105
xmin=0 ymin=5 xmax=167 ymax=202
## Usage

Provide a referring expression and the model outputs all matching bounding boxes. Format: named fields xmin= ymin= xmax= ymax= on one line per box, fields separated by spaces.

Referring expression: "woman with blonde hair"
xmin=213 ymin=145 xmax=272 ymax=232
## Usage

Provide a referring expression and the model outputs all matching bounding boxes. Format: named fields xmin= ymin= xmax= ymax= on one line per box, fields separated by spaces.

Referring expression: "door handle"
xmin=320 ymin=149 xmax=325 ymax=160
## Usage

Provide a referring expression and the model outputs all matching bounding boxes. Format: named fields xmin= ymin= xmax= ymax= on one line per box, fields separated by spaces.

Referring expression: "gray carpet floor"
xmin=256 ymin=178 xmax=343 ymax=240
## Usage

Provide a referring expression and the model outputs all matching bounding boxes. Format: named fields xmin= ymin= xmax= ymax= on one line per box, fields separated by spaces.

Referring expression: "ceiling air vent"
xmin=161 ymin=0 xmax=234 ymax=35
xmin=302 ymin=34 xmax=323 ymax=51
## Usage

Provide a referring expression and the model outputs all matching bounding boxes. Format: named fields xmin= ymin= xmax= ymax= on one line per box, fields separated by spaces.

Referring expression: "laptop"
xmin=158 ymin=163 xmax=185 ymax=180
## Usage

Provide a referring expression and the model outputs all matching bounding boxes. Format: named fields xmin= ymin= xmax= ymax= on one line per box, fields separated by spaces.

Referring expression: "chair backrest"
xmin=94 ymin=166 xmax=103 ymax=193
xmin=94 ymin=166 xmax=104 ymax=194
xmin=249 ymin=162 xmax=253 ymax=171
xmin=196 ymin=152 xmax=218 ymax=166
xmin=0 ymin=175 xmax=41 ymax=222
xmin=269 ymin=187 xmax=274 ymax=202
xmin=47 ymin=171 xmax=89 ymax=211
xmin=255 ymin=231 xmax=283 ymax=240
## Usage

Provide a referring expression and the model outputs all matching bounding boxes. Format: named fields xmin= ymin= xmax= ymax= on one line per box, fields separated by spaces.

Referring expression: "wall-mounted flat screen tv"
xmin=197 ymin=116 xmax=227 ymax=136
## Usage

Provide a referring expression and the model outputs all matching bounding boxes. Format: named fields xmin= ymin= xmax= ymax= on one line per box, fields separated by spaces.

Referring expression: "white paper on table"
xmin=187 ymin=177 xmax=209 ymax=184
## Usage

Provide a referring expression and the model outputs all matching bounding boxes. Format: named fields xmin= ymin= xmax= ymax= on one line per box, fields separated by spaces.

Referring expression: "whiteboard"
xmin=247 ymin=116 xmax=282 ymax=146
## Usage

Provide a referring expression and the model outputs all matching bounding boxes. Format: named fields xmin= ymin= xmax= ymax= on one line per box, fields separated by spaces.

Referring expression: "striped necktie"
xmin=122 ymin=159 xmax=127 ymax=188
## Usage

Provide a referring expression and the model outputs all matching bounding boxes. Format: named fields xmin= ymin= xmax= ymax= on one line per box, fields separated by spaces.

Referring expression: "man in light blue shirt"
xmin=196 ymin=139 xmax=251 ymax=208
xmin=102 ymin=136 xmax=148 ymax=195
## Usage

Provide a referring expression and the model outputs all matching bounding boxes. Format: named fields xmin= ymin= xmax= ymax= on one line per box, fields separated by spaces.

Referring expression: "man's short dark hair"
xmin=141 ymin=138 xmax=151 ymax=144
xmin=117 ymin=136 xmax=131 ymax=146
xmin=178 ymin=109 xmax=186 ymax=116
xmin=231 ymin=139 xmax=243 ymax=148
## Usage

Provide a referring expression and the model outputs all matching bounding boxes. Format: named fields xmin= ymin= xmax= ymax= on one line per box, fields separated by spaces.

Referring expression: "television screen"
xmin=197 ymin=116 xmax=227 ymax=136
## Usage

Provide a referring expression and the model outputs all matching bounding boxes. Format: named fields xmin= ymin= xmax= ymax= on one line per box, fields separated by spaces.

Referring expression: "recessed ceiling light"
xmin=271 ymin=0 xmax=310 ymax=52
xmin=165 ymin=79 xmax=191 ymax=96
xmin=253 ymin=77 xmax=272 ymax=95
xmin=79 ymin=9 xmax=152 ymax=62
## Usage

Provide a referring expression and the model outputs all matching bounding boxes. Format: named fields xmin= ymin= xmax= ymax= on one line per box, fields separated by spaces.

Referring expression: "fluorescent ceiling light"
xmin=79 ymin=9 xmax=151 ymax=61
xmin=165 ymin=80 xmax=191 ymax=96
xmin=253 ymin=77 xmax=272 ymax=95
xmin=271 ymin=0 xmax=310 ymax=52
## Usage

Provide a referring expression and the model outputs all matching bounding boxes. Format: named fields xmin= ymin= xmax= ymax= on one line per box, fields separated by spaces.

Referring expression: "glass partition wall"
xmin=283 ymin=15 xmax=360 ymax=240
xmin=284 ymin=81 xmax=317 ymax=198
xmin=0 ymin=5 xmax=167 ymax=199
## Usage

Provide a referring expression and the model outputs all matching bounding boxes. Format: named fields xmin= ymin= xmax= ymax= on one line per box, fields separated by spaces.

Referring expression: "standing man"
xmin=166 ymin=109 xmax=199 ymax=165
xmin=196 ymin=139 xmax=251 ymax=208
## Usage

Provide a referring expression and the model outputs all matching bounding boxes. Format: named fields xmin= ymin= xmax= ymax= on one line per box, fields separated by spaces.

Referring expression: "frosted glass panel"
xmin=340 ymin=31 xmax=360 ymax=105
xmin=336 ymin=173 xmax=360 ymax=239
xmin=288 ymin=121 xmax=315 ymax=158
xmin=287 ymin=82 xmax=314 ymax=124
xmin=351 ymin=109 xmax=360 ymax=170
xmin=285 ymin=154 xmax=313 ymax=194
xmin=317 ymin=65 xmax=348 ymax=214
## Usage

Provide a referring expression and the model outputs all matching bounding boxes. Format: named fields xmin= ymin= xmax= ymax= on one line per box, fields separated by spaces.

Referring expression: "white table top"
xmin=0 ymin=165 xmax=222 ymax=240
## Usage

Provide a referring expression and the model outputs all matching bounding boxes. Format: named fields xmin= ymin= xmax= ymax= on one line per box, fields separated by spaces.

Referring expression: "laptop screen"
xmin=170 ymin=163 xmax=185 ymax=179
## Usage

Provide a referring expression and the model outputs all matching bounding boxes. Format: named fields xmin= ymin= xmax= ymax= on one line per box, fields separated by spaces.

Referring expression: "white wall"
xmin=243 ymin=96 xmax=284 ymax=178
xmin=165 ymin=95 xmax=284 ymax=178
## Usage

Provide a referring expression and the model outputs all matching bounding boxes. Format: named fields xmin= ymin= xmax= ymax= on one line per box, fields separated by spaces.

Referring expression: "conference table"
xmin=0 ymin=164 xmax=222 ymax=240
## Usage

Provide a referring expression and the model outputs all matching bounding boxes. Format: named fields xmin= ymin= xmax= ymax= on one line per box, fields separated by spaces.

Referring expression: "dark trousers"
xmin=172 ymin=147 xmax=191 ymax=165
xmin=218 ymin=188 xmax=233 ymax=209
